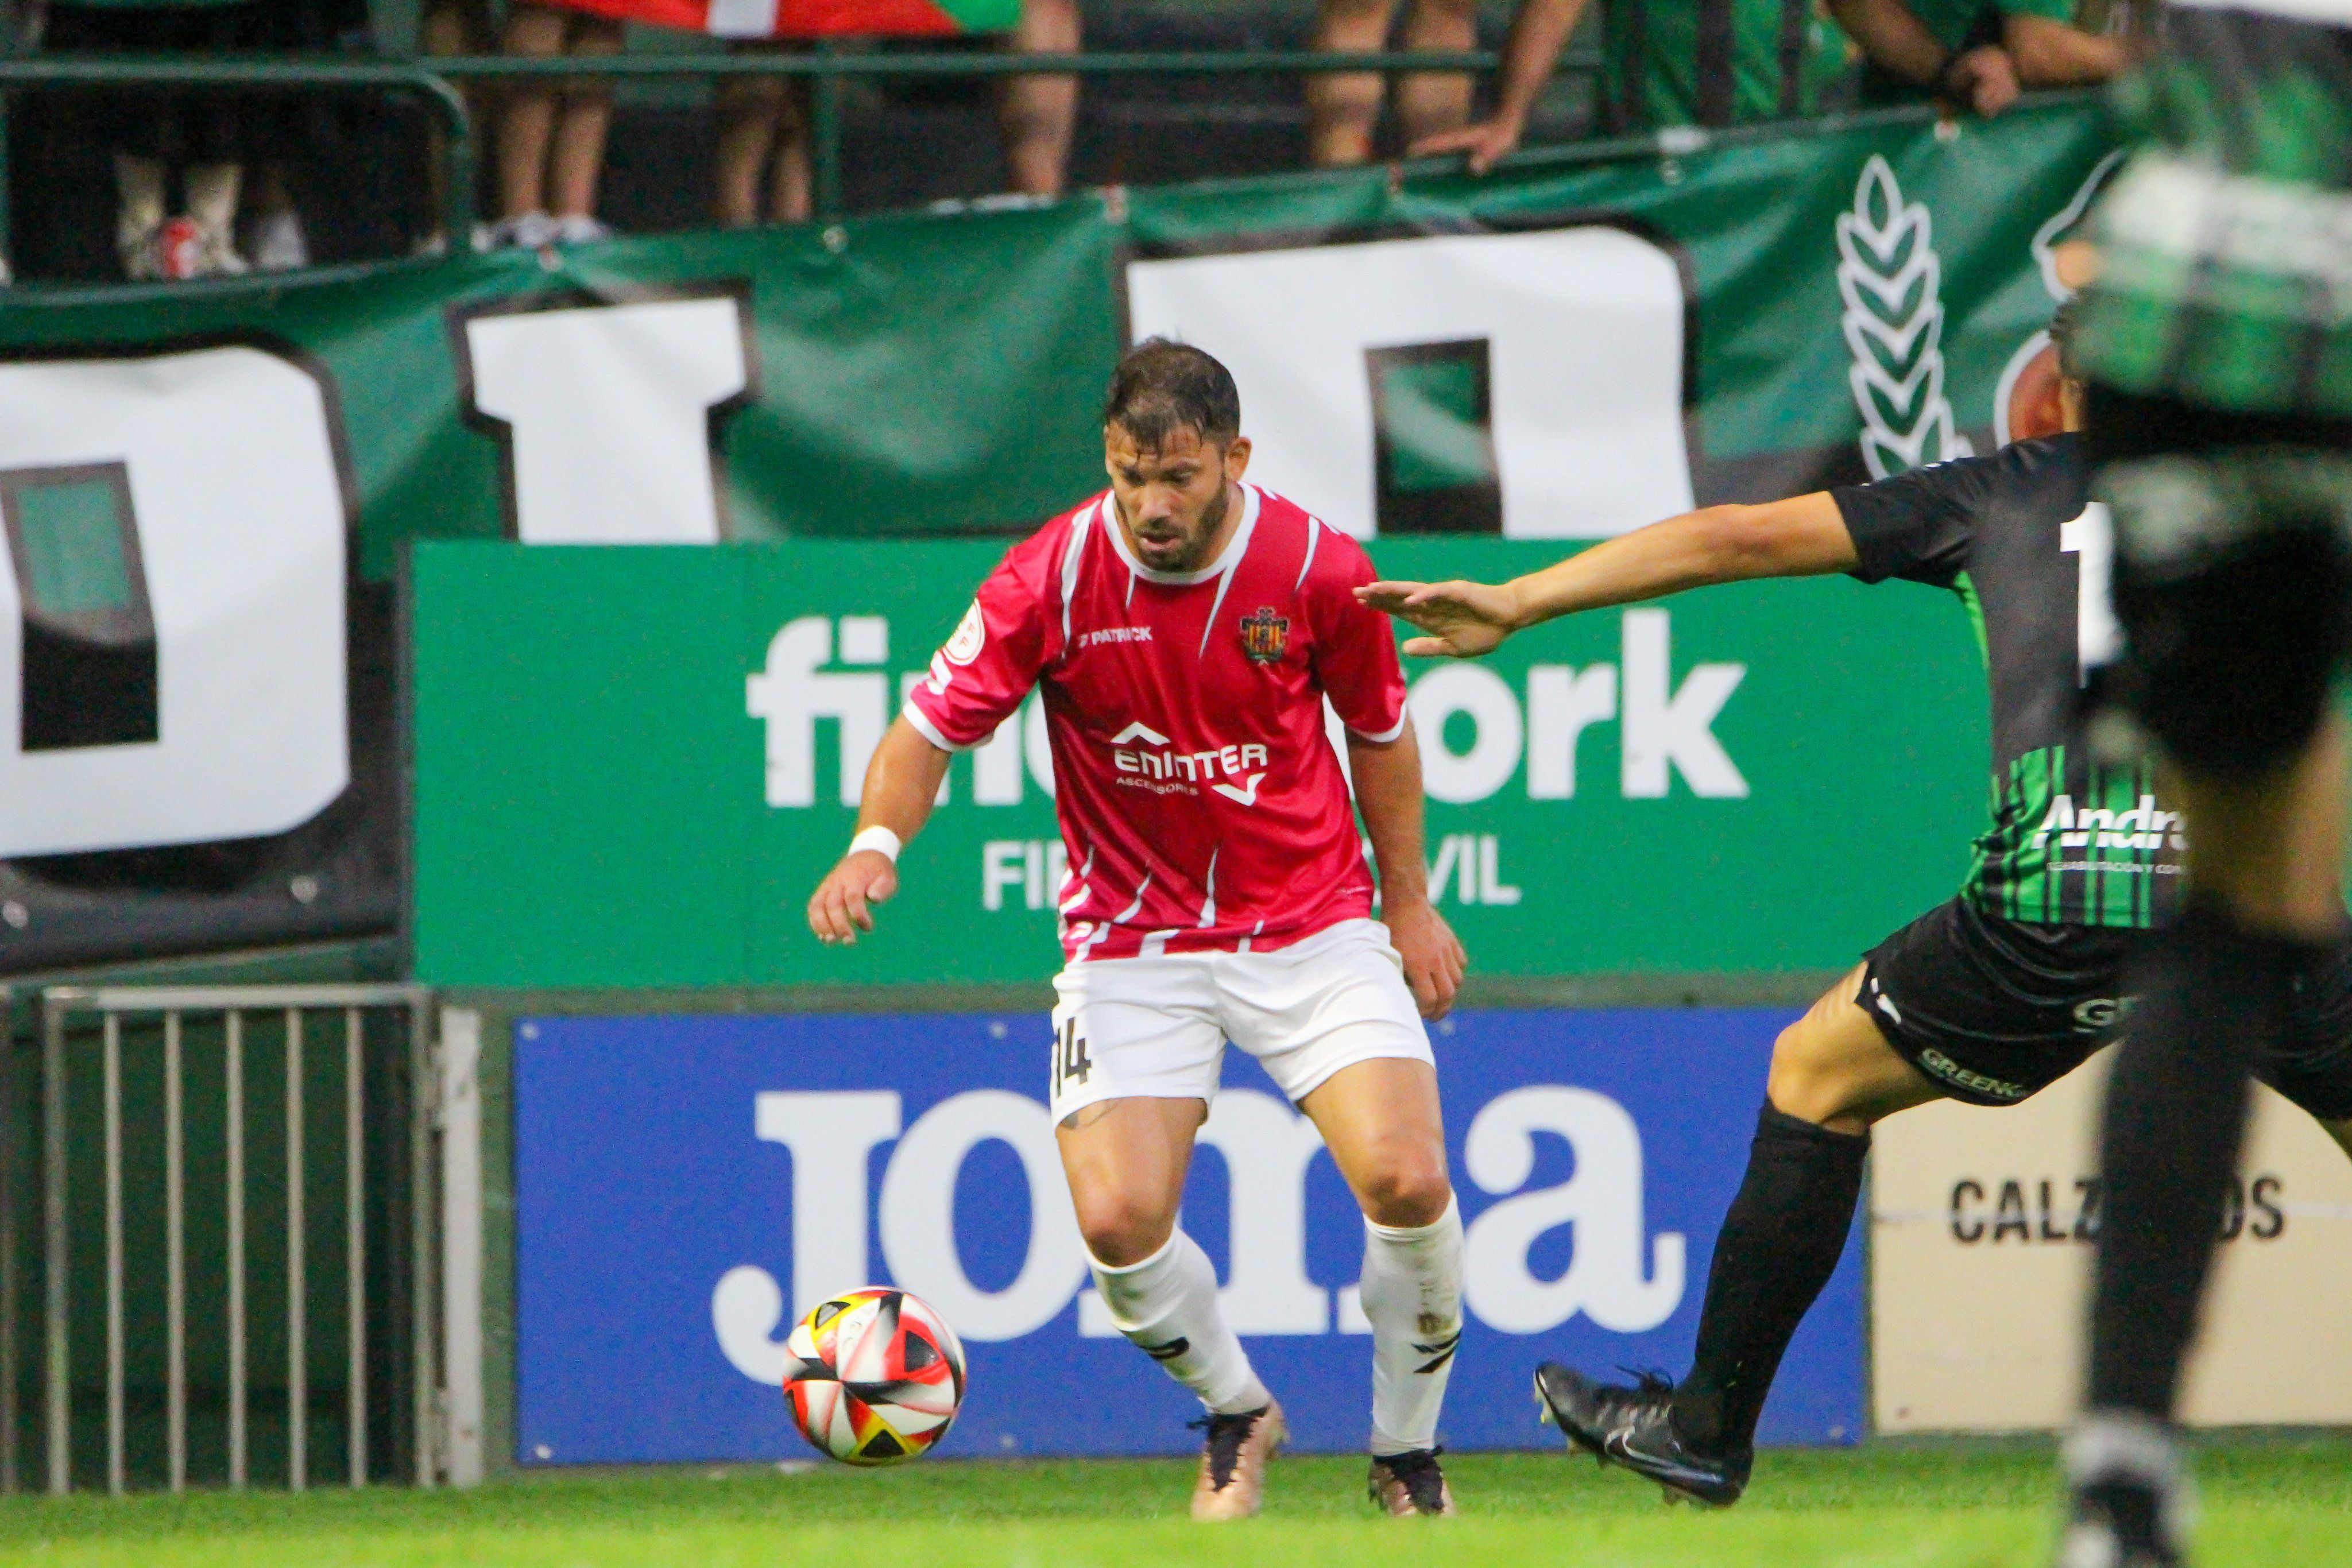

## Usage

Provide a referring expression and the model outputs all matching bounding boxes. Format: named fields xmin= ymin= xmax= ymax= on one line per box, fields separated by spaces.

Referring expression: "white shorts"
xmin=1046 ymin=917 xmax=1434 ymax=1124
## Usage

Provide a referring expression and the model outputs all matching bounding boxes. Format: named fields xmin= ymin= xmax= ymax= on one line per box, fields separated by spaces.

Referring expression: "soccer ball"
xmin=780 ymin=1288 xmax=966 ymax=1465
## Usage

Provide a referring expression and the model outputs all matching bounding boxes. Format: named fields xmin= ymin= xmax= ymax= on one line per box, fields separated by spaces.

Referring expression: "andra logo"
xmin=1238 ymin=606 xmax=1289 ymax=664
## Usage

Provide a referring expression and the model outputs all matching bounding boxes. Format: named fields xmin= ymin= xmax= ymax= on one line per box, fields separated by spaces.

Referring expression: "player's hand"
xmin=1384 ymin=895 xmax=1466 ymax=1020
xmin=1356 ymin=579 xmax=1521 ymax=659
xmin=1945 ymin=45 xmax=2020 ymax=117
xmin=1408 ymin=117 xmax=1523 ymax=175
xmin=808 ymin=850 xmax=899 ymax=946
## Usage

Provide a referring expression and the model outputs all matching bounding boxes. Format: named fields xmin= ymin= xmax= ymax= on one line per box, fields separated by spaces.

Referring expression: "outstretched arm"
xmin=2001 ymin=13 xmax=2133 ymax=87
xmin=1356 ymin=490 xmax=1855 ymax=657
xmin=807 ymin=717 xmax=953 ymax=944
xmin=1348 ymin=722 xmax=1465 ymax=1019
xmin=1407 ymin=0 xmax=1591 ymax=173
xmin=1827 ymin=0 xmax=2020 ymax=115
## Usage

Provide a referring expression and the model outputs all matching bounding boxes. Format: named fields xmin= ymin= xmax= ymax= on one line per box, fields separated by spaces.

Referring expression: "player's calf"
xmin=1089 ymin=1229 xmax=1271 ymax=1416
xmin=1358 ymin=1196 xmax=1464 ymax=1474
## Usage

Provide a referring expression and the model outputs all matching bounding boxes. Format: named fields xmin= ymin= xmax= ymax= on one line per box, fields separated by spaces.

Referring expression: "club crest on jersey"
xmin=1238 ymin=606 xmax=1290 ymax=664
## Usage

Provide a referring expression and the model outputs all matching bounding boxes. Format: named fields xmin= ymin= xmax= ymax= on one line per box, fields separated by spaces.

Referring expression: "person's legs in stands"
xmin=548 ymin=13 xmax=624 ymax=229
xmin=1392 ymin=0 xmax=1476 ymax=150
xmin=497 ymin=2 xmax=569 ymax=233
xmin=763 ymin=78 xmax=811 ymax=223
xmin=1307 ymin=0 xmax=1399 ymax=166
xmin=714 ymin=75 xmax=780 ymax=229
xmin=419 ymin=0 xmax=496 ymax=249
xmin=714 ymin=45 xmax=809 ymax=227
xmin=999 ymin=0 xmax=1078 ymax=197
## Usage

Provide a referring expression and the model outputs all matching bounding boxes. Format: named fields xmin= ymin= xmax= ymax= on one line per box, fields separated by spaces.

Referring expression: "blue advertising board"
xmin=513 ymin=1008 xmax=1862 ymax=1464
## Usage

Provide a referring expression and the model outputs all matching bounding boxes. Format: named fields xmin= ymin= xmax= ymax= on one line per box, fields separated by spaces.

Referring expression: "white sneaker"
xmin=250 ymin=208 xmax=309 ymax=272
xmin=551 ymin=214 xmax=613 ymax=245
xmin=491 ymin=211 xmax=559 ymax=249
xmin=142 ymin=216 xmax=250 ymax=281
xmin=121 ymin=218 xmax=168 ymax=281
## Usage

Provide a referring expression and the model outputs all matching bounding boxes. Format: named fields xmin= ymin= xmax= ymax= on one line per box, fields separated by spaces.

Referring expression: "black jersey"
xmin=1832 ymin=434 xmax=2183 ymax=930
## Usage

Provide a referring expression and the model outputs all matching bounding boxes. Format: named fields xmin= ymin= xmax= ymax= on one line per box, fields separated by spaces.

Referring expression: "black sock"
xmin=1671 ymin=1102 xmax=1869 ymax=1454
xmin=2087 ymin=904 xmax=2307 ymax=1419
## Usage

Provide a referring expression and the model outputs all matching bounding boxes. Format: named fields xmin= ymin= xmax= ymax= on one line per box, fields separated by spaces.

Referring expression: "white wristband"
xmin=848 ymin=826 xmax=903 ymax=864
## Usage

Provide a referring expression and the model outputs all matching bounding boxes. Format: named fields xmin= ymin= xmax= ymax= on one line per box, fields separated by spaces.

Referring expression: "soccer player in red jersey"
xmin=808 ymin=340 xmax=1467 ymax=1519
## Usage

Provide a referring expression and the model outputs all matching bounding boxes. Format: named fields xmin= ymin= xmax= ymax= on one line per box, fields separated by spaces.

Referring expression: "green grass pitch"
xmin=1 ymin=1438 xmax=2345 ymax=1566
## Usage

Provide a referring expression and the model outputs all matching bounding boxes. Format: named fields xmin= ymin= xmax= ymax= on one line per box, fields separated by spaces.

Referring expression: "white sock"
xmin=1089 ymin=1230 xmax=1271 ymax=1416
xmin=184 ymin=162 xmax=242 ymax=248
xmin=113 ymin=155 xmax=165 ymax=251
xmin=1359 ymin=1195 xmax=1464 ymax=1455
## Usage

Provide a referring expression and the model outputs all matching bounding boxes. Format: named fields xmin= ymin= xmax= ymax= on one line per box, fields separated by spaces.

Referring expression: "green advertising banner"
xmin=411 ymin=538 xmax=1986 ymax=987
xmin=3 ymin=95 xmax=2113 ymax=975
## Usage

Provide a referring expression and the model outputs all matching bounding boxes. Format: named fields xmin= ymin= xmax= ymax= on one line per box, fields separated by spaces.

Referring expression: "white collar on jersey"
xmin=1100 ymin=482 xmax=1262 ymax=587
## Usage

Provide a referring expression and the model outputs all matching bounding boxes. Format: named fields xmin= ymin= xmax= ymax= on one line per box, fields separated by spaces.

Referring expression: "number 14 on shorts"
xmin=1054 ymin=1017 xmax=1094 ymax=1099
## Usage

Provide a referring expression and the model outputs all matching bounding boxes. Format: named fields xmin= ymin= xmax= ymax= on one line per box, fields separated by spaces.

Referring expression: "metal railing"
xmin=0 ymin=44 xmax=1570 ymax=231
xmin=23 ymin=984 xmax=435 ymax=1495
xmin=0 ymin=59 xmax=479 ymax=254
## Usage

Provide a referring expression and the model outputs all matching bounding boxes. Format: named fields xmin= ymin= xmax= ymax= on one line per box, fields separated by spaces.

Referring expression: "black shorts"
xmin=2084 ymin=385 xmax=2352 ymax=775
xmin=1860 ymin=897 xmax=2352 ymax=1120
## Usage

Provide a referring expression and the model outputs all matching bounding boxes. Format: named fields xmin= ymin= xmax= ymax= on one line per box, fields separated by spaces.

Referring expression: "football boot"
xmin=2056 ymin=1414 xmax=2191 ymax=1568
xmin=1533 ymin=1362 xmax=1750 ymax=1507
xmin=1189 ymin=1399 xmax=1285 ymax=1520
xmin=1367 ymin=1447 xmax=1455 ymax=1516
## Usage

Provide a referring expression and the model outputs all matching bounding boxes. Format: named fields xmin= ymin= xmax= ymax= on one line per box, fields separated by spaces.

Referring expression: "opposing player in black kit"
xmin=1360 ymin=313 xmax=2352 ymax=1508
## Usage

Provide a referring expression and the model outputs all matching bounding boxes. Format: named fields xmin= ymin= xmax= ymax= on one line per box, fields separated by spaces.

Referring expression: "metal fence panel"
xmin=20 ymin=985 xmax=435 ymax=1493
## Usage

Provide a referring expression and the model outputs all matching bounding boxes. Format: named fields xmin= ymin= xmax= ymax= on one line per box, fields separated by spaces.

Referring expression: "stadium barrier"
xmin=13 ymin=986 xmax=452 ymax=1495
xmin=0 ymin=46 xmax=1562 ymax=233
xmin=0 ymin=59 xmax=479 ymax=249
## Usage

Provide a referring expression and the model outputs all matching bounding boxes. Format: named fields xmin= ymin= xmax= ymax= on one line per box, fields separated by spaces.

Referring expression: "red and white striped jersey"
xmin=904 ymin=483 xmax=1406 ymax=962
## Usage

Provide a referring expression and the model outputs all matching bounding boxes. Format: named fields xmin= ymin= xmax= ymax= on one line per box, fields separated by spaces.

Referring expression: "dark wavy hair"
xmin=1103 ymin=338 xmax=1241 ymax=449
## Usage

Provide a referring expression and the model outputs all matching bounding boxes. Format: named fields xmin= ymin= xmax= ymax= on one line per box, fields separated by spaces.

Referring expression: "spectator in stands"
xmin=713 ymin=48 xmax=811 ymax=227
xmin=419 ymin=0 xmax=500 ymax=251
xmin=494 ymin=0 xmax=625 ymax=246
xmin=1857 ymin=1 xmax=2134 ymax=106
xmin=1409 ymin=0 xmax=2030 ymax=173
xmin=1001 ymin=0 xmax=1078 ymax=196
xmin=38 ymin=0 xmax=268 ymax=277
xmin=1308 ymin=0 xmax=1478 ymax=166
xmin=237 ymin=0 xmax=372 ymax=272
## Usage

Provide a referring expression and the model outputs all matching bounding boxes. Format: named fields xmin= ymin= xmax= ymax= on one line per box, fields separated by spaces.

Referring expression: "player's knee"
xmin=1765 ymin=1023 xmax=1852 ymax=1128
xmin=1074 ymin=1192 xmax=1177 ymax=1269
xmin=1355 ymin=1148 xmax=1453 ymax=1228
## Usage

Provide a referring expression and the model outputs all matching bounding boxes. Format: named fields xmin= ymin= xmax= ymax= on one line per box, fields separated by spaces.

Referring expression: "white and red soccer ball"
xmin=780 ymin=1288 xmax=966 ymax=1465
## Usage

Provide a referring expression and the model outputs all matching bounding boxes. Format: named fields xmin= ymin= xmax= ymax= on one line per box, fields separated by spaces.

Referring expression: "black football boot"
xmin=1533 ymin=1362 xmax=1751 ymax=1507
xmin=2056 ymin=1414 xmax=2190 ymax=1568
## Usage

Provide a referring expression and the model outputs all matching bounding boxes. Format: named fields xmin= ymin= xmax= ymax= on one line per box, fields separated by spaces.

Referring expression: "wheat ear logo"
xmin=1837 ymin=155 xmax=1972 ymax=479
